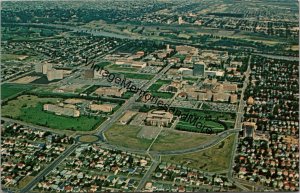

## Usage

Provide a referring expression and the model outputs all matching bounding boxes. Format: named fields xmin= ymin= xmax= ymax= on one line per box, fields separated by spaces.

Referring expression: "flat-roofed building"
xmin=230 ymin=94 xmax=238 ymax=104
xmin=42 ymin=63 xmax=53 ymax=74
xmin=176 ymin=45 xmax=198 ymax=55
xmin=145 ymin=110 xmax=173 ymax=127
xmin=47 ymin=69 xmax=63 ymax=81
xmin=178 ymin=68 xmax=193 ymax=76
xmin=94 ymin=87 xmax=126 ymax=97
xmin=35 ymin=63 xmax=43 ymax=73
xmin=193 ymin=62 xmax=205 ymax=76
xmin=43 ymin=104 xmax=80 ymax=117
xmin=35 ymin=63 xmax=53 ymax=74
xmin=119 ymin=111 xmax=137 ymax=125
xmin=89 ymin=104 xmax=114 ymax=112
xmin=213 ymin=93 xmax=230 ymax=102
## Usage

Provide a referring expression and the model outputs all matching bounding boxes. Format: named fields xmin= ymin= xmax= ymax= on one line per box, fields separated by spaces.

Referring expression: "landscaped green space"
xmin=105 ymin=124 xmax=152 ymax=150
xmin=162 ymin=134 xmax=236 ymax=172
xmin=1 ymin=95 xmax=104 ymax=131
xmin=151 ymin=91 xmax=174 ymax=99
xmin=121 ymin=72 xmax=154 ymax=80
xmin=148 ymin=79 xmax=171 ymax=92
xmin=174 ymin=108 xmax=236 ymax=133
xmin=176 ymin=120 xmax=225 ymax=133
xmin=1 ymin=83 xmax=34 ymax=100
xmin=107 ymin=64 xmax=139 ymax=72
xmin=78 ymin=135 xmax=99 ymax=143
xmin=150 ymin=129 xmax=214 ymax=151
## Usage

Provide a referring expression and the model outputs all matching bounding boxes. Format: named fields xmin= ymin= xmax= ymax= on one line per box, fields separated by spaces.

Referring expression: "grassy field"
xmin=151 ymin=91 xmax=174 ymax=99
xmin=105 ymin=124 xmax=152 ymax=150
xmin=17 ymin=175 xmax=34 ymax=189
xmin=78 ymin=135 xmax=99 ymax=143
xmin=162 ymin=134 xmax=236 ymax=172
xmin=121 ymin=72 xmax=154 ymax=80
xmin=150 ymin=129 xmax=214 ymax=151
xmin=1 ymin=83 xmax=34 ymax=100
xmin=174 ymin=108 xmax=236 ymax=133
xmin=148 ymin=79 xmax=171 ymax=92
xmin=108 ymin=64 xmax=139 ymax=72
xmin=1 ymin=54 xmax=29 ymax=61
xmin=2 ymin=95 xmax=104 ymax=131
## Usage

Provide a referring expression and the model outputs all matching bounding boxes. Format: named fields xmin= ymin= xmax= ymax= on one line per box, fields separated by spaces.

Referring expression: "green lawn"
xmin=148 ymin=79 xmax=171 ymax=92
xmin=105 ymin=124 xmax=152 ymax=150
xmin=121 ymin=72 xmax=154 ymax=80
xmin=151 ymin=91 xmax=174 ymax=99
xmin=2 ymin=95 xmax=104 ymax=131
xmin=1 ymin=83 xmax=34 ymax=100
xmin=108 ymin=64 xmax=139 ymax=72
xmin=150 ymin=129 xmax=214 ymax=151
xmin=162 ymin=134 xmax=236 ymax=172
xmin=174 ymin=108 xmax=236 ymax=133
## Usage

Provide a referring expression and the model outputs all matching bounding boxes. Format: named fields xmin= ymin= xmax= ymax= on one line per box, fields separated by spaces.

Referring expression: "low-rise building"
xmin=145 ymin=110 xmax=173 ymax=127
xmin=89 ymin=104 xmax=114 ymax=112
xmin=119 ymin=111 xmax=137 ymax=125
xmin=43 ymin=104 xmax=80 ymax=117
xmin=94 ymin=87 xmax=126 ymax=97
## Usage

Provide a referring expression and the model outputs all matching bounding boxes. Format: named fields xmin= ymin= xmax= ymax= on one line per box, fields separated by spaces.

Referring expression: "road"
xmin=136 ymin=158 xmax=160 ymax=191
xmin=96 ymin=62 xmax=173 ymax=136
xmin=20 ymin=143 xmax=79 ymax=193
xmin=227 ymin=55 xmax=252 ymax=191
xmin=1 ymin=117 xmax=74 ymax=136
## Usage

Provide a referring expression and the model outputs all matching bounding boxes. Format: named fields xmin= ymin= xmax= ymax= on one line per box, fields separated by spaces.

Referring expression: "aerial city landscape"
xmin=0 ymin=0 xmax=299 ymax=192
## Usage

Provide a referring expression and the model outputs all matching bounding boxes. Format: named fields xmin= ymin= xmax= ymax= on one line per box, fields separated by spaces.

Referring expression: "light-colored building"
xmin=115 ymin=59 xmax=146 ymax=68
xmin=145 ymin=110 xmax=173 ymax=127
xmin=89 ymin=104 xmax=114 ymax=112
xmin=47 ymin=69 xmax=63 ymax=81
xmin=178 ymin=16 xmax=183 ymax=25
xmin=35 ymin=63 xmax=43 ymax=73
xmin=94 ymin=87 xmax=126 ymax=97
xmin=42 ymin=63 xmax=53 ymax=74
xmin=178 ymin=68 xmax=193 ymax=76
xmin=205 ymin=70 xmax=225 ymax=77
xmin=230 ymin=94 xmax=238 ymax=104
xmin=176 ymin=45 xmax=198 ymax=55
xmin=43 ymin=104 xmax=80 ymax=117
xmin=35 ymin=63 xmax=53 ymax=74
xmin=119 ymin=111 xmax=137 ymax=125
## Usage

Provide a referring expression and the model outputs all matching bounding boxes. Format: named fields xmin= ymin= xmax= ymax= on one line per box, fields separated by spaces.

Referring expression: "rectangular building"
xmin=193 ymin=62 xmax=205 ymax=76
xmin=43 ymin=104 xmax=80 ymax=117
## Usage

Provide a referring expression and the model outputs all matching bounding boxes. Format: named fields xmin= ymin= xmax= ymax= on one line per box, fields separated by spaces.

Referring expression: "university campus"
xmin=1 ymin=0 xmax=299 ymax=192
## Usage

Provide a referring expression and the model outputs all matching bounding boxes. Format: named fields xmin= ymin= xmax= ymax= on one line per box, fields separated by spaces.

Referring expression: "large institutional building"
xmin=145 ymin=110 xmax=173 ymax=127
xmin=35 ymin=63 xmax=64 ymax=81
xmin=43 ymin=104 xmax=80 ymax=117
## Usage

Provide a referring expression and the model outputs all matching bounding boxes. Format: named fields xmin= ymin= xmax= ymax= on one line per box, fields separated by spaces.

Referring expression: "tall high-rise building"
xmin=47 ymin=69 xmax=63 ymax=81
xmin=35 ymin=63 xmax=54 ymax=75
xmin=35 ymin=63 xmax=43 ymax=73
xmin=166 ymin=44 xmax=170 ymax=51
xmin=193 ymin=62 xmax=205 ymax=76
xmin=178 ymin=16 xmax=183 ymax=25
xmin=42 ymin=63 xmax=53 ymax=74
